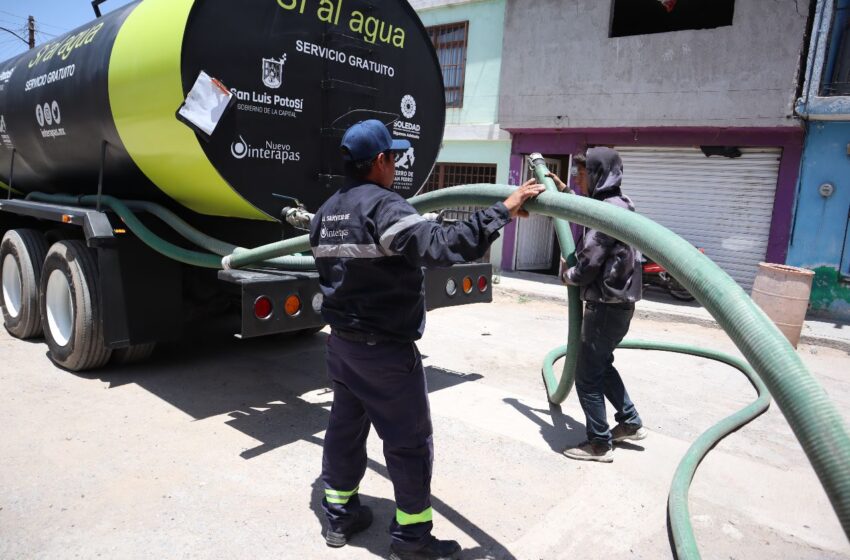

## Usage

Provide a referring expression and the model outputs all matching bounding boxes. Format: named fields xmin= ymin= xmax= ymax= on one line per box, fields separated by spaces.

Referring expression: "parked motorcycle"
xmin=641 ymin=250 xmax=704 ymax=301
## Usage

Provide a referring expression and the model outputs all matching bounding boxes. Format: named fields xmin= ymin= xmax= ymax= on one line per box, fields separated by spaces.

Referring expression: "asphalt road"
xmin=1 ymin=290 xmax=848 ymax=559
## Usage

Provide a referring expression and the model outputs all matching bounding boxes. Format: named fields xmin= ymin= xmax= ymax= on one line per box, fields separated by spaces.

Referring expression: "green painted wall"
xmin=810 ymin=267 xmax=850 ymax=319
xmin=437 ymin=140 xmax=511 ymax=184
xmin=416 ymin=1 xmax=510 ymax=270
xmin=417 ymin=0 xmax=506 ymax=125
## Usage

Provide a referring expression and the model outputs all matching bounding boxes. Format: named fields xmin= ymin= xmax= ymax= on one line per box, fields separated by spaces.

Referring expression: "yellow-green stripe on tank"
xmin=108 ymin=0 xmax=270 ymax=221
xmin=0 ymin=180 xmax=21 ymax=195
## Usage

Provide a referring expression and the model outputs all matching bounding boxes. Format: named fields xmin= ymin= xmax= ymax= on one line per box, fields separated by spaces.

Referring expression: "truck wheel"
xmin=39 ymin=240 xmax=112 ymax=371
xmin=111 ymin=342 xmax=156 ymax=365
xmin=1 ymin=229 xmax=49 ymax=339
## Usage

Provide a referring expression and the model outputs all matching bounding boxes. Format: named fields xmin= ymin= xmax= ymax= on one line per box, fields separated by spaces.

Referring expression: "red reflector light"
xmin=477 ymin=275 xmax=488 ymax=292
xmin=644 ymin=264 xmax=664 ymax=274
xmin=462 ymin=276 xmax=473 ymax=294
xmin=284 ymin=295 xmax=302 ymax=316
xmin=254 ymin=296 xmax=273 ymax=320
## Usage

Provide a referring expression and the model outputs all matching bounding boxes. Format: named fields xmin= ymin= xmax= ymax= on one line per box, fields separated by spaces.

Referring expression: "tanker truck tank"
xmin=0 ymin=0 xmax=488 ymax=373
xmin=0 ymin=0 xmax=446 ymax=222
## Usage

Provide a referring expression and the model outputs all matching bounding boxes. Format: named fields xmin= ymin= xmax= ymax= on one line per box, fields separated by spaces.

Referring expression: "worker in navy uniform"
xmin=310 ymin=119 xmax=544 ymax=560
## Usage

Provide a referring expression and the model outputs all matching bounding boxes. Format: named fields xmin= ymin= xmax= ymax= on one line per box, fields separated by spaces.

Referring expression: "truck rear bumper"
xmin=218 ymin=262 xmax=493 ymax=339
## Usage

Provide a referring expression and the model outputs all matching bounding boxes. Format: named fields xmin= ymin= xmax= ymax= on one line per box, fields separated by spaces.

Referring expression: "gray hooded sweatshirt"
xmin=564 ymin=147 xmax=643 ymax=304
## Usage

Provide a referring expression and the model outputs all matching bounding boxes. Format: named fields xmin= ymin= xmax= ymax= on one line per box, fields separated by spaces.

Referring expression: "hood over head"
xmin=586 ymin=147 xmax=623 ymax=199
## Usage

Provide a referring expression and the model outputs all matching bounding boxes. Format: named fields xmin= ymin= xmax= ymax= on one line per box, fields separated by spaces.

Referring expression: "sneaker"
xmin=325 ymin=506 xmax=373 ymax=548
xmin=388 ymin=536 xmax=462 ymax=560
xmin=562 ymin=441 xmax=614 ymax=463
xmin=611 ymin=423 xmax=647 ymax=443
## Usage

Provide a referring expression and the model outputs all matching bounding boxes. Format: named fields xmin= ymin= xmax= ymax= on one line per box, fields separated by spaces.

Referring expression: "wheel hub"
xmin=45 ymin=269 xmax=74 ymax=347
xmin=2 ymin=254 xmax=22 ymax=319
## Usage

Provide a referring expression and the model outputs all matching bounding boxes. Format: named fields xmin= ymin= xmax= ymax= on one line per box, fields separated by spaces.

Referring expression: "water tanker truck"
xmin=0 ymin=0 xmax=493 ymax=371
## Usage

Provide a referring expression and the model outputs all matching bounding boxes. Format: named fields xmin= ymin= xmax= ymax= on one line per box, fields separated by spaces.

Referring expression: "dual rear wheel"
xmin=1 ymin=230 xmax=155 ymax=371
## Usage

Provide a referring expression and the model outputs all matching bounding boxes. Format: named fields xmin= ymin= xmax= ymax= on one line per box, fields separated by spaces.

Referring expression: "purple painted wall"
xmin=501 ymin=127 xmax=803 ymax=272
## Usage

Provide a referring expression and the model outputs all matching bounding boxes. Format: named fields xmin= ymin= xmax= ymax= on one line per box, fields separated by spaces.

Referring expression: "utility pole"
xmin=27 ymin=16 xmax=35 ymax=49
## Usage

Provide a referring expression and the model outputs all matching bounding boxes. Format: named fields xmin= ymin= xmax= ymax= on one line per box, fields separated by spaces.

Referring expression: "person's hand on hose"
xmin=503 ymin=179 xmax=546 ymax=218
xmin=546 ymin=172 xmax=571 ymax=193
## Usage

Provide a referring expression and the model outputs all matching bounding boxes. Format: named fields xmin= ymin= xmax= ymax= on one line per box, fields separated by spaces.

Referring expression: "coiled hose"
xmin=24 ymin=188 xmax=849 ymax=556
xmin=228 ymin=182 xmax=850 ymax=556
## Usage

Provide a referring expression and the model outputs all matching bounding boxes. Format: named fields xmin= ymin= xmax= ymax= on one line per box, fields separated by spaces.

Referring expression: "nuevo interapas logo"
xmin=231 ymin=135 xmax=301 ymax=164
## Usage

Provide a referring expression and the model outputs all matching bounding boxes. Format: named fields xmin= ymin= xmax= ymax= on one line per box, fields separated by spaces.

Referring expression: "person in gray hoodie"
xmin=548 ymin=147 xmax=647 ymax=462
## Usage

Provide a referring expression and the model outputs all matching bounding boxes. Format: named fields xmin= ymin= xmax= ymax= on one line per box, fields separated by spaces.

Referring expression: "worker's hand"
xmin=546 ymin=172 xmax=571 ymax=193
xmin=503 ymin=179 xmax=546 ymax=218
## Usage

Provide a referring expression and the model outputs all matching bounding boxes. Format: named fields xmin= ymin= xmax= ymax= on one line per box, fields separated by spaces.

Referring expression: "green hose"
xmin=25 ymin=193 xmax=315 ymax=270
xmin=528 ymin=155 xmax=583 ymax=404
xmin=407 ymin=184 xmax=850 ymax=554
xmin=29 ymin=185 xmax=848 ymax=555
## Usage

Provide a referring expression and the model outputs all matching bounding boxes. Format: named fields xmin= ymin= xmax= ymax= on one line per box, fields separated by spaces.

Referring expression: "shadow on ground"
xmin=307 ymin=455 xmax=518 ymax=560
xmin=74 ymin=316 xmax=517 ymax=558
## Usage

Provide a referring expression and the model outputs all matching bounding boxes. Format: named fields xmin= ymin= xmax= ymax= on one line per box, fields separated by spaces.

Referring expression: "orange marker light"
xmin=462 ymin=276 xmax=473 ymax=294
xmin=61 ymin=214 xmax=73 ymax=223
xmin=284 ymin=294 xmax=302 ymax=316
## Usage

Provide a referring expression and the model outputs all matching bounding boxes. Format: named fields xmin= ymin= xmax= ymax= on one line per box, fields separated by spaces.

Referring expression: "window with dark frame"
xmin=822 ymin=6 xmax=850 ymax=96
xmin=422 ymin=162 xmax=496 ymax=217
xmin=610 ymin=0 xmax=735 ymax=38
xmin=421 ymin=162 xmax=497 ymax=262
xmin=426 ymin=22 xmax=469 ymax=108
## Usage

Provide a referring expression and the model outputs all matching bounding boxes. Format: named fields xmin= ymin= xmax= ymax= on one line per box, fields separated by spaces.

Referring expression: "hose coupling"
xmin=527 ymin=152 xmax=546 ymax=168
xmin=283 ymin=206 xmax=315 ymax=231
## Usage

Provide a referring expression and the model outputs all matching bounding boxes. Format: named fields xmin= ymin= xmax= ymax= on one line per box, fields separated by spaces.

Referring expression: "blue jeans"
xmin=574 ymin=301 xmax=642 ymax=446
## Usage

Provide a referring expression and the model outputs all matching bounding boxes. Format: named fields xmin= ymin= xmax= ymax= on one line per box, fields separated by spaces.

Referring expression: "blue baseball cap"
xmin=340 ymin=119 xmax=411 ymax=162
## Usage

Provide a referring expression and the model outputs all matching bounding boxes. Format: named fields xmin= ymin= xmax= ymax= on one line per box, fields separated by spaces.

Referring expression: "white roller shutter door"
xmin=614 ymin=146 xmax=781 ymax=291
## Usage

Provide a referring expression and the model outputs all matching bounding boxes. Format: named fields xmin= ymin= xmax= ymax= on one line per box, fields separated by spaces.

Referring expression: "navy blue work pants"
xmin=574 ymin=301 xmax=642 ymax=446
xmin=321 ymin=333 xmax=434 ymax=551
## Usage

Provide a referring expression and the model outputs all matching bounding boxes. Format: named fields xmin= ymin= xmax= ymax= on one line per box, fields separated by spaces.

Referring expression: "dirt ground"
xmin=0 ymin=289 xmax=848 ymax=559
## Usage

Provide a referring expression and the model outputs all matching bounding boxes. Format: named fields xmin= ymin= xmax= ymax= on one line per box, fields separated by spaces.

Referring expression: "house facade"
xmin=788 ymin=0 xmax=850 ymax=319
xmin=411 ymin=0 xmax=512 ymax=269
xmin=496 ymin=0 xmax=810 ymax=292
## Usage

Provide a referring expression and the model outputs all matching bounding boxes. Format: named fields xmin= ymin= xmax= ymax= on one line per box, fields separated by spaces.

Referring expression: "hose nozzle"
xmin=527 ymin=152 xmax=546 ymax=168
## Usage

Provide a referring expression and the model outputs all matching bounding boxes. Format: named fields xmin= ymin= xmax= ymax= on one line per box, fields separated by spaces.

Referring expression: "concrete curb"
xmin=494 ymin=282 xmax=850 ymax=354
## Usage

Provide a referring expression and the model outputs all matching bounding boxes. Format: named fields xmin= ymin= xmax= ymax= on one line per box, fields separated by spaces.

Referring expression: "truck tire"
xmin=39 ymin=240 xmax=112 ymax=371
xmin=111 ymin=342 xmax=156 ymax=365
xmin=1 ymin=229 xmax=49 ymax=339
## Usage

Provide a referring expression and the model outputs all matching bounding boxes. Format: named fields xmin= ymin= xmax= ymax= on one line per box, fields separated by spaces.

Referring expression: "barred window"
xmin=426 ymin=22 xmax=469 ymax=108
xmin=421 ymin=163 xmax=497 ymax=263
xmin=422 ymin=163 xmax=497 ymax=221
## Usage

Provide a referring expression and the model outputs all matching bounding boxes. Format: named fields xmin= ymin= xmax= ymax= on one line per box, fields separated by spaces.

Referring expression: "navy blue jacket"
xmin=309 ymin=182 xmax=510 ymax=342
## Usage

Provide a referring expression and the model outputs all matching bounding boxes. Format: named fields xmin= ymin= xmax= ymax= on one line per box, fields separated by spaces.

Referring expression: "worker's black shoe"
xmin=325 ymin=506 xmax=373 ymax=548
xmin=388 ymin=536 xmax=462 ymax=559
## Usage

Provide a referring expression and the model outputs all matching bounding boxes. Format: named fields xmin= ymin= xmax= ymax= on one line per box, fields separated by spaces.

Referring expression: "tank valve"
xmin=283 ymin=207 xmax=315 ymax=231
